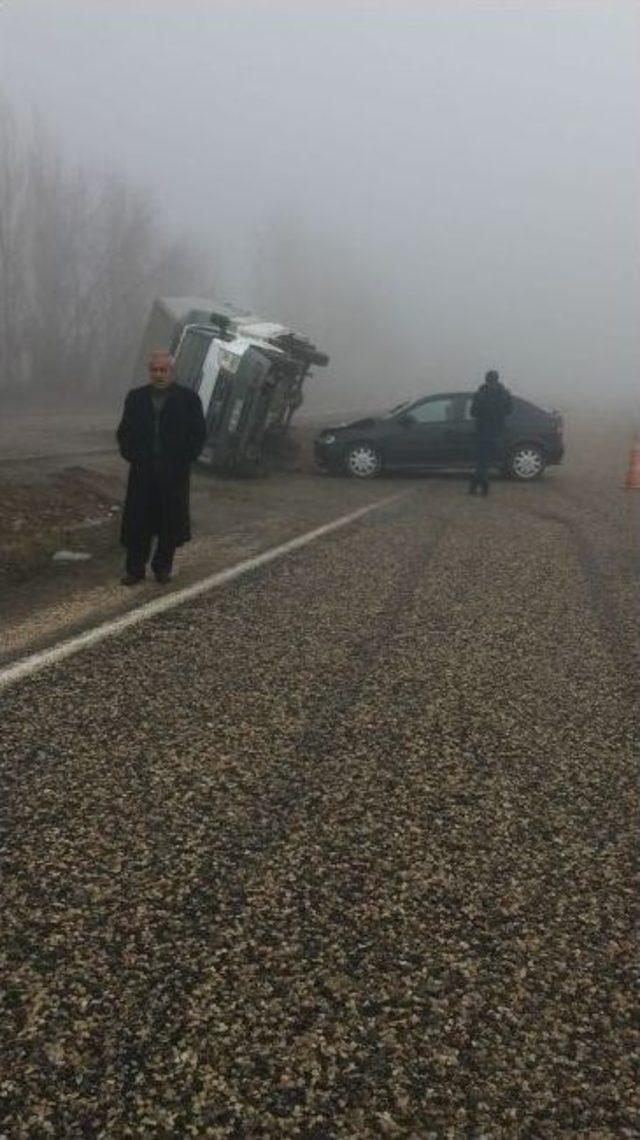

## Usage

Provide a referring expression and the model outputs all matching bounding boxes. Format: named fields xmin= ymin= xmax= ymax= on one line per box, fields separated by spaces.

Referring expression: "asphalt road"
xmin=1 ymin=466 xmax=638 ymax=1136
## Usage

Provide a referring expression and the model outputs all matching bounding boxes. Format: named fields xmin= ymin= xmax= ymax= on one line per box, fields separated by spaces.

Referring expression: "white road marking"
xmin=0 ymin=492 xmax=407 ymax=693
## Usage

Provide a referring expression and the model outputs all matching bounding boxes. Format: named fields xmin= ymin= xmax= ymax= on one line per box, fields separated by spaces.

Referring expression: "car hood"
xmin=322 ymin=415 xmax=380 ymax=433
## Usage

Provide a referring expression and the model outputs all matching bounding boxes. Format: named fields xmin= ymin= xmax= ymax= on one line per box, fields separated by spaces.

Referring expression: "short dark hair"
xmin=485 ymin=370 xmax=500 ymax=382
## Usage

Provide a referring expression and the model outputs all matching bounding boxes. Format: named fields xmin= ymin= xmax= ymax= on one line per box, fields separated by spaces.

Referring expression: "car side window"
xmin=410 ymin=398 xmax=456 ymax=424
xmin=464 ymin=395 xmax=520 ymax=420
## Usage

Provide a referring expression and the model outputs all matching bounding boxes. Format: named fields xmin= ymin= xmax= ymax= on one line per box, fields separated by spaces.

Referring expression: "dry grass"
xmin=0 ymin=468 xmax=120 ymax=577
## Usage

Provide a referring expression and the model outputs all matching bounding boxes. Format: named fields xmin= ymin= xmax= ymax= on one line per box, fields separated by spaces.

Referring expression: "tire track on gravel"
xmin=518 ymin=502 xmax=640 ymax=701
xmin=105 ymin=515 xmax=452 ymax=1072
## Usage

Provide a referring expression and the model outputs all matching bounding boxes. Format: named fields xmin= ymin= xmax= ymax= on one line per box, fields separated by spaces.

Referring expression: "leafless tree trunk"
xmin=0 ymin=89 xmax=209 ymax=406
xmin=0 ymin=93 xmax=31 ymax=395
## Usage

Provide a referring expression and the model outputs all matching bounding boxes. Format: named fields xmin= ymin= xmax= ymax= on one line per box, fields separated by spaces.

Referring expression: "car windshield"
xmin=382 ymin=398 xmax=416 ymax=418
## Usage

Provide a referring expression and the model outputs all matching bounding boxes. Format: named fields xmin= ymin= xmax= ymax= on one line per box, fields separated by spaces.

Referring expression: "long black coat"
xmin=470 ymin=382 xmax=513 ymax=439
xmin=116 ymin=384 xmax=207 ymax=548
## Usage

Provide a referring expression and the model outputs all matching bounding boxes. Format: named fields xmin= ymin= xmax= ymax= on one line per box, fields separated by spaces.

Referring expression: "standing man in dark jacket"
xmin=116 ymin=351 xmax=207 ymax=585
xmin=468 ymin=370 xmax=513 ymax=496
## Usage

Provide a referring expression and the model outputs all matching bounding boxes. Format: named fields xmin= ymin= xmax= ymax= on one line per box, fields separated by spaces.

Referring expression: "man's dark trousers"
xmin=470 ymin=434 xmax=495 ymax=495
xmin=125 ymin=469 xmax=176 ymax=579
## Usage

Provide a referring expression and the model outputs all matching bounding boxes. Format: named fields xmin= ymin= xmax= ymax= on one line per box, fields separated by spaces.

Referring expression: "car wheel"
xmin=508 ymin=444 xmax=546 ymax=480
xmin=345 ymin=442 xmax=382 ymax=478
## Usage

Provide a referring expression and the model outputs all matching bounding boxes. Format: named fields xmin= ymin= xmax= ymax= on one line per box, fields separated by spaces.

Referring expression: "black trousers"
xmin=126 ymin=534 xmax=176 ymax=578
xmin=125 ymin=470 xmax=176 ymax=578
xmin=469 ymin=434 xmax=495 ymax=493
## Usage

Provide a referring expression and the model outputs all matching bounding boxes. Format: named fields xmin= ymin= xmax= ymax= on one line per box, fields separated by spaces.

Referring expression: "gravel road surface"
xmin=1 ymin=462 xmax=638 ymax=1136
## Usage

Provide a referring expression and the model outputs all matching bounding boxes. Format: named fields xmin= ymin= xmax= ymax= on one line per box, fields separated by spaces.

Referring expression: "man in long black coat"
xmin=116 ymin=351 xmax=207 ymax=585
xmin=468 ymin=370 xmax=513 ymax=496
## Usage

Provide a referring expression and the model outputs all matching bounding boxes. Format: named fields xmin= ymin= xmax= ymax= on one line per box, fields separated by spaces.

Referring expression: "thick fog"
xmin=1 ymin=0 xmax=638 ymax=416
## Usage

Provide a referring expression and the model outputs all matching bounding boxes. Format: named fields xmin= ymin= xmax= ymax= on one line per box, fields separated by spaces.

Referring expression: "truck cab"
xmin=173 ymin=326 xmax=300 ymax=473
xmin=134 ymin=297 xmax=329 ymax=474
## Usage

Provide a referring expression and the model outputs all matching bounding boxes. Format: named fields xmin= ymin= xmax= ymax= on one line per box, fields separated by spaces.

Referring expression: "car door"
xmin=394 ymin=395 xmax=460 ymax=467
xmin=442 ymin=394 xmax=477 ymax=465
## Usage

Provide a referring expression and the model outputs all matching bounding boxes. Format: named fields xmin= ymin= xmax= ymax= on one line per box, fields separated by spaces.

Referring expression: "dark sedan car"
xmin=314 ymin=391 xmax=564 ymax=480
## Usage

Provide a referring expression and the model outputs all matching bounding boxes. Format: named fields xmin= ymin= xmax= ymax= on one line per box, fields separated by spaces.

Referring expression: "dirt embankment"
xmin=0 ymin=466 xmax=122 ymax=579
xmin=0 ymin=410 xmax=120 ymax=575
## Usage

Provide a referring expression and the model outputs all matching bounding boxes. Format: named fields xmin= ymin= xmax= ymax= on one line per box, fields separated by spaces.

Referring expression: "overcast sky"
xmin=1 ymin=0 xmax=638 ymax=411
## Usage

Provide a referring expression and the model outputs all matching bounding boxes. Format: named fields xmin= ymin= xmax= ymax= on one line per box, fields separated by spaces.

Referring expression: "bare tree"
xmin=0 ymin=89 xmax=209 ymax=406
xmin=0 ymin=92 xmax=30 ymax=394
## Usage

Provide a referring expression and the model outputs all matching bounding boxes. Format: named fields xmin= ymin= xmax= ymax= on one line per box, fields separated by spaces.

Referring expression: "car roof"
xmin=408 ymin=391 xmax=471 ymax=402
xmin=411 ymin=390 xmax=533 ymax=405
xmin=404 ymin=391 xmax=551 ymax=416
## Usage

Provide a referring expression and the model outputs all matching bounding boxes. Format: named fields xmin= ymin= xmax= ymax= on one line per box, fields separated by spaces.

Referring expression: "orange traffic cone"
xmin=624 ymin=432 xmax=640 ymax=489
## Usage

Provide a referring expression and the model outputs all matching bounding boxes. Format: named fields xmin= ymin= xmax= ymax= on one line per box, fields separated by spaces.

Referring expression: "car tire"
xmin=507 ymin=444 xmax=546 ymax=481
xmin=345 ymin=442 xmax=382 ymax=478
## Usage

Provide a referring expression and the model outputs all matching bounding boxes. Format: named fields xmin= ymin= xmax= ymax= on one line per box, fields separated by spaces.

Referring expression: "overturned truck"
xmin=134 ymin=297 xmax=329 ymax=474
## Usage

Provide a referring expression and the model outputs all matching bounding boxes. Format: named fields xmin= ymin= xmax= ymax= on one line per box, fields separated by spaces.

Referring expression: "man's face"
xmin=148 ymin=355 xmax=174 ymax=390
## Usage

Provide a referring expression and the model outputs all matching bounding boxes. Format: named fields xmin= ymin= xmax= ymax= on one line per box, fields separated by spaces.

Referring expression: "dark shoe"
xmin=121 ymin=572 xmax=145 ymax=586
xmin=468 ymin=484 xmax=477 ymax=496
xmin=481 ymin=484 xmax=490 ymax=497
xmin=154 ymin=571 xmax=172 ymax=584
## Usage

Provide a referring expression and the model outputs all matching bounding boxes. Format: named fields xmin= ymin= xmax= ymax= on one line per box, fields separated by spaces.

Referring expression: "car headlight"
xmin=321 ymin=433 xmax=337 ymax=445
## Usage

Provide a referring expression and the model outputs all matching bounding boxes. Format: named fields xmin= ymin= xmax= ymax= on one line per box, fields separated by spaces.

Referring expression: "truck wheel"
xmin=345 ymin=443 xmax=382 ymax=478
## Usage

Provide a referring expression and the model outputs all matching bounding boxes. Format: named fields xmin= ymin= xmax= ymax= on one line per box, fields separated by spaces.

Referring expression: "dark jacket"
xmin=117 ymin=383 xmax=207 ymax=548
xmin=470 ymin=382 xmax=513 ymax=438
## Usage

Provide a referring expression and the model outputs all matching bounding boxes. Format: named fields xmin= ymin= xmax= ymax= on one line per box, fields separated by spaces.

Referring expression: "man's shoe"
xmin=121 ymin=573 xmax=145 ymax=586
xmin=154 ymin=571 xmax=172 ymax=584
